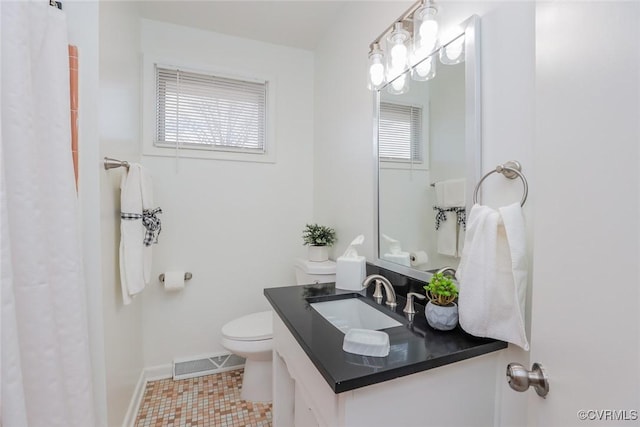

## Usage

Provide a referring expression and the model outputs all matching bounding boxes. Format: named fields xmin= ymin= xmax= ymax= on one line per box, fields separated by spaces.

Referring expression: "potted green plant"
xmin=302 ymin=224 xmax=336 ymax=262
xmin=423 ymin=272 xmax=459 ymax=331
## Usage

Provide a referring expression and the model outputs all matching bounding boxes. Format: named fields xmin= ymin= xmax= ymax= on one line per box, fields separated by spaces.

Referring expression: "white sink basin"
xmin=310 ymin=298 xmax=402 ymax=333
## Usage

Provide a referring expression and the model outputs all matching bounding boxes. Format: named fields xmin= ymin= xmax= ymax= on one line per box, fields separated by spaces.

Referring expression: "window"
xmin=378 ymin=102 xmax=423 ymax=162
xmin=155 ymin=66 xmax=267 ymax=153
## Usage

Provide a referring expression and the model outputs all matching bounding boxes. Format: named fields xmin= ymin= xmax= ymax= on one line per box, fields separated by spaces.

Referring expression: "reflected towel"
xmin=435 ymin=178 xmax=466 ymax=208
xmin=456 ymin=203 xmax=529 ymax=350
xmin=436 ymin=210 xmax=457 ymax=256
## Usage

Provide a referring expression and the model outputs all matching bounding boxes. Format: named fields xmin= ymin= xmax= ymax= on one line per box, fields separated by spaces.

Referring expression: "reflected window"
xmin=379 ymin=102 xmax=423 ymax=162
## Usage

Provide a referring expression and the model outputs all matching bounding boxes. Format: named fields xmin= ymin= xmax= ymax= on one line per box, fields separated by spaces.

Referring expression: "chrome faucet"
xmin=436 ymin=266 xmax=457 ymax=278
xmin=362 ymin=274 xmax=397 ymax=308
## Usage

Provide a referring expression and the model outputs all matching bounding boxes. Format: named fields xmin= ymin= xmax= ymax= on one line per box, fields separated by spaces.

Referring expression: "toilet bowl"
xmin=221 ymin=260 xmax=336 ymax=402
xmin=221 ymin=310 xmax=273 ymax=402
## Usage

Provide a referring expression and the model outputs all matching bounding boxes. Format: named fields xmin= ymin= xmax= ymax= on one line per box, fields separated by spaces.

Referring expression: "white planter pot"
xmin=425 ymin=301 xmax=458 ymax=331
xmin=308 ymin=245 xmax=329 ymax=262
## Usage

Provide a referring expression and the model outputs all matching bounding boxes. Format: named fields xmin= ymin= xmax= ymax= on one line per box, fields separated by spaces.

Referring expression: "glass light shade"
xmin=439 ymin=35 xmax=465 ymax=65
xmin=385 ymin=22 xmax=410 ymax=84
xmin=386 ymin=73 xmax=410 ymax=95
xmin=413 ymin=5 xmax=439 ymax=58
xmin=412 ymin=54 xmax=436 ymax=81
xmin=368 ymin=44 xmax=386 ymax=91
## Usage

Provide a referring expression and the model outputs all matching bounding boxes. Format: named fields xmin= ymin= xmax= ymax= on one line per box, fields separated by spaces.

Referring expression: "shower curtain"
xmin=1 ymin=2 xmax=96 ymax=426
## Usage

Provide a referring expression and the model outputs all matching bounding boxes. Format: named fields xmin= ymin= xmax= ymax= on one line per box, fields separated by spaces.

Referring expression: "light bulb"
xmin=415 ymin=58 xmax=432 ymax=77
xmin=387 ymin=72 xmax=409 ymax=95
xmin=440 ymin=35 xmax=465 ymax=65
xmin=446 ymin=38 xmax=463 ymax=61
xmin=370 ymin=63 xmax=385 ymax=87
xmin=413 ymin=4 xmax=439 ymax=59
xmin=390 ymin=43 xmax=408 ymax=67
xmin=412 ymin=54 xmax=436 ymax=81
xmin=386 ymin=22 xmax=410 ymax=83
xmin=418 ymin=19 xmax=438 ymax=53
xmin=367 ymin=44 xmax=386 ymax=90
xmin=391 ymin=74 xmax=406 ymax=91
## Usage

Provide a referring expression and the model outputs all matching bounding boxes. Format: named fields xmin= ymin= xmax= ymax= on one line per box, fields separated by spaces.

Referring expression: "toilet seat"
xmin=222 ymin=310 xmax=273 ymax=341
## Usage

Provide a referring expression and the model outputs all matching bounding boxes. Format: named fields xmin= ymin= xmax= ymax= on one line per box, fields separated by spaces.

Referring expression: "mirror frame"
xmin=373 ymin=15 xmax=481 ymax=282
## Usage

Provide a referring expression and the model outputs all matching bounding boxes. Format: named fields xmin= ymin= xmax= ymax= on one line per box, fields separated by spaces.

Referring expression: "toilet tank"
xmin=294 ymin=258 xmax=337 ymax=285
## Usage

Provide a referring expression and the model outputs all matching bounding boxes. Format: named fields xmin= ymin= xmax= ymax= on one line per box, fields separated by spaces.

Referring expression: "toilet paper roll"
xmin=410 ymin=251 xmax=429 ymax=266
xmin=163 ymin=270 xmax=185 ymax=291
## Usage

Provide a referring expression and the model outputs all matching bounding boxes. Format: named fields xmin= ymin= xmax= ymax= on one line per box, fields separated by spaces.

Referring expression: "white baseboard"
xmin=121 ymin=364 xmax=172 ymax=427
xmin=121 ymin=370 xmax=145 ymax=427
xmin=145 ymin=363 xmax=173 ymax=382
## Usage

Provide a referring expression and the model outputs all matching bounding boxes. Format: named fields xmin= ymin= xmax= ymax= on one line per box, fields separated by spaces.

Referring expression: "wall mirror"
xmin=374 ymin=15 xmax=481 ymax=282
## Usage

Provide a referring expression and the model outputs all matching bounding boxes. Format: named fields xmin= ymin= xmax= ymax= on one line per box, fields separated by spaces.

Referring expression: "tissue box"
xmin=335 ymin=255 xmax=366 ymax=291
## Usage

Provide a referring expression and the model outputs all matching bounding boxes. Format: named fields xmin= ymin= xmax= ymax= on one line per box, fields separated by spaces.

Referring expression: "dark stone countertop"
xmin=264 ymin=281 xmax=507 ymax=393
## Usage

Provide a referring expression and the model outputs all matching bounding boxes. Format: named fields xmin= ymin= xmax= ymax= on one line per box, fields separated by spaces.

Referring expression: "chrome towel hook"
xmin=473 ymin=160 xmax=528 ymax=207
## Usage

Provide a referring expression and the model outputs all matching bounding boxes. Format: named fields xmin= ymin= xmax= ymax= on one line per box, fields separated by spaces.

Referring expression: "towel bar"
xmin=158 ymin=272 xmax=193 ymax=283
xmin=104 ymin=157 xmax=130 ymax=170
xmin=473 ymin=160 xmax=528 ymax=207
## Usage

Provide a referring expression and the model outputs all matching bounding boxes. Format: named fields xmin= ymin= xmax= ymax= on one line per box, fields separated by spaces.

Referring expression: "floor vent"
xmin=173 ymin=353 xmax=246 ymax=380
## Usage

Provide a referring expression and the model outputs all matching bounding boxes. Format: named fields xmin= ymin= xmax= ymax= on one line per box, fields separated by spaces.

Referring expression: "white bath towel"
xmin=141 ymin=167 xmax=155 ymax=285
xmin=119 ymin=164 xmax=149 ymax=304
xmin=435 ymin=178 xmax=466 ymax=208
xmin=436 ymin=210 xmax=458 ymax=257
xmin=456 ymin=203 xmax=529 ymax=350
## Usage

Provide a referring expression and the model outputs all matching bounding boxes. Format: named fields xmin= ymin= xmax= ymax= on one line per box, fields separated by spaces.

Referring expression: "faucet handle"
xmin=372 ymin=279 xmax=384 ymax=302
xmin=403 ymin=292 xmax=427 ymax=314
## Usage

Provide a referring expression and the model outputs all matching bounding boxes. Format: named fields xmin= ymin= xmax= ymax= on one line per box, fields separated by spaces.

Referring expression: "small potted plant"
xmin=302 ymin=223 xmax=336 ymax=262
xmin=423 ymin=272 xmax=459 ymax=331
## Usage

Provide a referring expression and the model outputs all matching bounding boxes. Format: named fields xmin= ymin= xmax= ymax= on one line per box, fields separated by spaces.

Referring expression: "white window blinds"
xmin=378 ymin=102 xmax=423 ymax=162
xmin=156 ymin=66 xmax=267 ymax=152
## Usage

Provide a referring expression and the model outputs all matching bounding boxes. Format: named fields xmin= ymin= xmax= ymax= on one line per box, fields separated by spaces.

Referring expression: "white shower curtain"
xmin=1 ymin=2 xmax=96 ymax=426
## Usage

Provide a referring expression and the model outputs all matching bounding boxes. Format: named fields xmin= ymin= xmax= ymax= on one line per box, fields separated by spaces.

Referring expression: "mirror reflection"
xmin=376 ymin=18 xmax=480 ymax=278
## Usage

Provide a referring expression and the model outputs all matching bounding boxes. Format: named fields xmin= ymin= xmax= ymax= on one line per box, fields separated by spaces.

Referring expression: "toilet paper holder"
xmin=159 ymin=272 xmax=193 ymax=283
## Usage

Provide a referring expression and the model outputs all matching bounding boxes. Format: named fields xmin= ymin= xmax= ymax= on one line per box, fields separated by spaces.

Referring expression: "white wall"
xmin=138 ymin=20 xmax=315 ymax=367
xmin=313 ymin=2 xmax=535 ymax=426
xmin=98 ymin=2 xmax=145 ymax=425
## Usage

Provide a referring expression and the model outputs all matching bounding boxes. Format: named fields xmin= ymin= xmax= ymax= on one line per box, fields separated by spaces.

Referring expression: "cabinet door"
xmin=272 ymin=315 xmax=340 ymax=427
xmin=294 ymin=383 xmax=320 ymax=427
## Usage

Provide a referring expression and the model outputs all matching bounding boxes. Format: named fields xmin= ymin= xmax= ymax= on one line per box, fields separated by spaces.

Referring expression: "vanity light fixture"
xmin=368 ymin=0 xmax=461 ymax=93
xmin=412 ymin=2 xmax=438 ymax=62
xmin=368 ymin=43 xmax=386 ymax=90
xmin=385 ymin=22 xmax=411 ymax=94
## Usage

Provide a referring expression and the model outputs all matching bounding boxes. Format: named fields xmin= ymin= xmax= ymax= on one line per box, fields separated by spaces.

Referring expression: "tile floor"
xmin=135 ymin=369 xmax=272 ymax=427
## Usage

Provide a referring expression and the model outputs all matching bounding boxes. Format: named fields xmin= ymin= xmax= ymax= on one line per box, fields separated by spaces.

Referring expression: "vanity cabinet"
xmin=272 ymin=314 xmax=501 ymax=427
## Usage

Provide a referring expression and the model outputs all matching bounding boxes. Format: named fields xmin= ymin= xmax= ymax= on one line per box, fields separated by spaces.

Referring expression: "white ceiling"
xmin=137 ymin=1 xmax=350 ymax=50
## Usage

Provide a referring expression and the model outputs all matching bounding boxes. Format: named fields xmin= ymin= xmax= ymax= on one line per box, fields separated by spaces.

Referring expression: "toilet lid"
xmin=222 ymin=310 xmax=273 ymax=341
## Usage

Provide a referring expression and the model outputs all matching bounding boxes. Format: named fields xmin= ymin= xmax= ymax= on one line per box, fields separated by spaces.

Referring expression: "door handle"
xmin=506 ymin=362 xmax=549 ymax=398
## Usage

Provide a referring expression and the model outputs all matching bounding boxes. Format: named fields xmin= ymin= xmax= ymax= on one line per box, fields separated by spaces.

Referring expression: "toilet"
xmin=294 ymin=258 xmax=337 ymax=285
xmin=220 ymin=259 xmax=336 ymax=402
xmin=221 ymin=310 xmax=273 ymax=402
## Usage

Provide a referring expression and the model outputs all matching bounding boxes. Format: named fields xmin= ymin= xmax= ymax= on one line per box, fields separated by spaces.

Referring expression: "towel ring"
xmin=473 ymin=160 xmax=528 ymax=207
